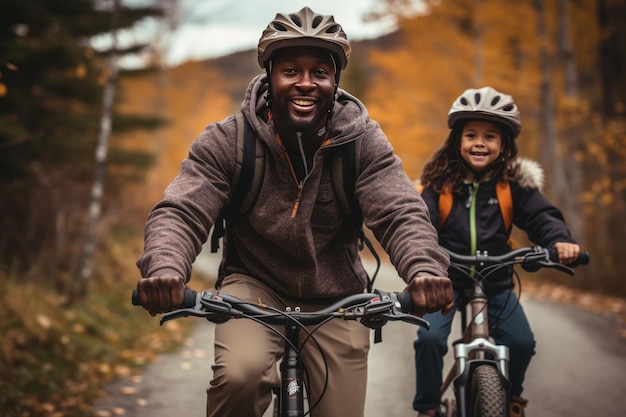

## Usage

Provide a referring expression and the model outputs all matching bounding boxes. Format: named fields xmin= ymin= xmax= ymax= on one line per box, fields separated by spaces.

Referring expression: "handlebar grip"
xmin=394 ymin=291 xmax=413 ymax=314
xmin=131 ymin=288 xmax=198 ymax=308
xmin=131 ymin=289 xmax=140 ymax=306
xmin=548 ymin=249 xmax=590 ymax=266
xmin=182 ymin=288 xmax=198 ymax=307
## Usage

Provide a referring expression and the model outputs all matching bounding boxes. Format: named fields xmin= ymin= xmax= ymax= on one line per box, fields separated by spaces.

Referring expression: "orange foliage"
xmin=115 ymin=62 xmax=237 ymax=213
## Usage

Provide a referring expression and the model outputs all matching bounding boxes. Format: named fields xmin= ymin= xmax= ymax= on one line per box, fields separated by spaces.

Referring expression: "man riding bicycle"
xmin=135 ymin=7 xmax=453 ymax=417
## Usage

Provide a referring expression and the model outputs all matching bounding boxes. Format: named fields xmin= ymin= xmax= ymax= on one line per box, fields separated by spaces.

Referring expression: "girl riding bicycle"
xmin=412 ymin=87 xmax=581 ymax=417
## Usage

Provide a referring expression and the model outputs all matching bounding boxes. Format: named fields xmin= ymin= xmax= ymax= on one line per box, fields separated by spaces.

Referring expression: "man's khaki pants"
xmin=206 ymin=274 xmax=371 ymax=417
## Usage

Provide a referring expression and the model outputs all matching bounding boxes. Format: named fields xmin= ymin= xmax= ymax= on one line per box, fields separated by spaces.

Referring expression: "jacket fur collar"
xmin=510 ymin=158 xmax=544 ymax=191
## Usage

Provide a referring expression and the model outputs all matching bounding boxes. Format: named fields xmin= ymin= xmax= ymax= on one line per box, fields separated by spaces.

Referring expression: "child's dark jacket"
xmin=420 ymin=158 xmax=577 ymax=294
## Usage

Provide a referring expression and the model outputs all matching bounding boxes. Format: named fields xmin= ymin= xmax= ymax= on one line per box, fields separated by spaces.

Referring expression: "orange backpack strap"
xmin=438 ymin=186 xmax=454 ymax=229
xmin=496 ymin=181 xmax=513 ymax=232
xmin=416 ymin=181 xmax=451 ymax=229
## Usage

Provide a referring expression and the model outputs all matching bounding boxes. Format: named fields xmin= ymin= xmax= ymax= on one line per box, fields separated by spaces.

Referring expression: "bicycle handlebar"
xmin=442 ymin=245 xmax=589 ymax=275
xmin=131 ymin=288 xmax=429 ymax=329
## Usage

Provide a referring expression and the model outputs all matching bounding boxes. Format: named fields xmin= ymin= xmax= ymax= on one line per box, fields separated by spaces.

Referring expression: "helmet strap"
xmin=264 ymin=64 xmax=273 ymax=109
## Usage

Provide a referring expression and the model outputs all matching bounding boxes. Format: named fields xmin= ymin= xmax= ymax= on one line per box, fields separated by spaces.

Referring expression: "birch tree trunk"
xmin=77 ymin=0 xmax=120 ymax=298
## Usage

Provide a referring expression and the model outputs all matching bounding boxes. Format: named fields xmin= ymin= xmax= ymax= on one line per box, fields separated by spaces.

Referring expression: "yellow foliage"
xmin=115 ymin=62 xmax=236 ymax=213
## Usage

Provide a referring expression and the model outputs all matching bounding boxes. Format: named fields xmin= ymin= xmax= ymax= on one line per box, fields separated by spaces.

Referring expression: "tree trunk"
xmin=533 ymin=0 xmax=572 ymax=211
xmin=596 ymin=0 xmax=626 ymax=293
xmin=473 ymin=0 xmax=485 ymax=85
xmin=77 ymin=0 xmax=120 ymax=299
xmin=557 ymin=0 xmax=583 ymax=239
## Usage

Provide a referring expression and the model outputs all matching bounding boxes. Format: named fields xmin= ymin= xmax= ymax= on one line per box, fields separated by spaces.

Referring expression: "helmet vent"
xmin=474 ymin=93 xmax=482 ymax=104
xmin=271 ymin=22 xmax=287 ymax=32
xmin=326 ymin=24 xmax=341 ymax=33
xmin=290 ymin=14 xmax=303 ymax=27
xmin=491 ymin=96 xmax=501 ymax=105
xmin=312 ymin=16 xmax=323 ymax=28
xmin=503 ymin=105 xmax=514 ymax=111
xmin=460 ymin=97 xmax=468 ymax=105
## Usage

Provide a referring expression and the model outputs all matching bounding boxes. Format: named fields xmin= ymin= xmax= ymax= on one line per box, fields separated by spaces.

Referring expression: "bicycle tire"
xmin=469 ymin=365 xmax=506 ymax=417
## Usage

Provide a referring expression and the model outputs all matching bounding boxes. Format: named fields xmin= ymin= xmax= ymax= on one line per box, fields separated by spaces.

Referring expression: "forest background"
xmin=1 ymin=0 xmax=625 ymax=415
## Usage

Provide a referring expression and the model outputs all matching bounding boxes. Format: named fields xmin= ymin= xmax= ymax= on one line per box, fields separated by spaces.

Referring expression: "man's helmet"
xmin=448 ymin=87 xmax=522 ymax=138
xmin=257 ymin=7 xmax=351 ymax=70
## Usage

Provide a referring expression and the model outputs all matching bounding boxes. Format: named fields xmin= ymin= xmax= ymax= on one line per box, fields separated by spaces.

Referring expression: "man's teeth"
xmin=293 ymin=99 xmax=314 ymax=106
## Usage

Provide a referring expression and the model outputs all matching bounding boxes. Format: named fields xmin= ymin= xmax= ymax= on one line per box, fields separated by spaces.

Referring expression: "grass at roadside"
xmin=0 ymin=237 xmax=213 ymax=417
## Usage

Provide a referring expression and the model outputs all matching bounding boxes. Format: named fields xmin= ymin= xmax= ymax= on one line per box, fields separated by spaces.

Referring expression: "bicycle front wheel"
xmin=469 ymin=365 xmax=506 ymax=417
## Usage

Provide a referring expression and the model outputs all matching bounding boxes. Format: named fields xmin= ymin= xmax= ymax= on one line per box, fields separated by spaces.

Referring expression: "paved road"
xmin=93 ymin=255 xmax=626 ymax=417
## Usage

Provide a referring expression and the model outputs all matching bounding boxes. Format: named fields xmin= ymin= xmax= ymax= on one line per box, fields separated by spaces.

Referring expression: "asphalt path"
xmin=92 ymin=254 xmax=626 ymax=417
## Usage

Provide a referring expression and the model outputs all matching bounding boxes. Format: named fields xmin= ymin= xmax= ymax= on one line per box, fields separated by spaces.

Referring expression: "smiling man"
xmin=135 ymin=7 xmax=453 ymax=417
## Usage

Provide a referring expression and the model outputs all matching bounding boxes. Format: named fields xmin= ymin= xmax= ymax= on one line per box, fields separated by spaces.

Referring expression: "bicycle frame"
xmin=441 ymin=277 xmax=511 ymax=417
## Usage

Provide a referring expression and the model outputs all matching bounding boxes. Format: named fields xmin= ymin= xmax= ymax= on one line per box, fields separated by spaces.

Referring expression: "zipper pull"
xmin=291 ymin=182 xmax=303 ymax=218
xmin=466 ymin=182 xmax=479 ymax=208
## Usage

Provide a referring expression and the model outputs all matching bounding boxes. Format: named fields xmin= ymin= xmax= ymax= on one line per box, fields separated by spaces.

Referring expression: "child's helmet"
xmin=448 ymin=87 xmax=522 ymax=138
xmin=257 ymin=7 xmax=351 ymax=70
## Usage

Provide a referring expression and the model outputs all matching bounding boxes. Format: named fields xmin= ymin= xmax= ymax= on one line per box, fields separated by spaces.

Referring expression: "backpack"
xmin=210 ymin=112 xmax=381 ymax=290
xmin=416 ymin=181 xmax=513 ymax=231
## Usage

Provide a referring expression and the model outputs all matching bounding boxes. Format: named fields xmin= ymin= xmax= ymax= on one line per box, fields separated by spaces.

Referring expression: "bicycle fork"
xmin=454 ymin=292 xmax=510 ymax=378
xmin=444 ymin=289 xmax=511 ymax=417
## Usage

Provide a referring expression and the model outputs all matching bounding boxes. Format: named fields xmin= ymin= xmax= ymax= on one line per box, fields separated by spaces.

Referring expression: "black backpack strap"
xmin=332 ymin=140 xmax=381 ymax=292
xmin=230 ymin=111 xmax=258 ymax=211
xmin=211 ymin=112 xmax=266 ymax=287
xmin=211 ymin=112 xmax=254 ymax=253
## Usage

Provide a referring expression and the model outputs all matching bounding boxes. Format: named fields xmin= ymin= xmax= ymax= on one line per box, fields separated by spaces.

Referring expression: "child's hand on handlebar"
xmin=405 ymin=274 xmax=454 ymax=317
xmin=553 ymin=242 xmax=581 ymax=265
xmin=136 ymin=275 xmax=186 ymax=316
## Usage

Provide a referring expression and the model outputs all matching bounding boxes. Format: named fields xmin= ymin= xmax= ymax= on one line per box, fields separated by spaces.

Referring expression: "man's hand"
xmin=136 ymin=275 xmax=185 ymax=317
xmin=405 ymin=274 xmax=454 ymax=316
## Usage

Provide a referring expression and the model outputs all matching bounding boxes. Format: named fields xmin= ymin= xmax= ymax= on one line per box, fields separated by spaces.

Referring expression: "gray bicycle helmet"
xmin=448 ymin=87 xmax=522 ymax=138
xmin=257 ymin=7 xmax=351 ymax=70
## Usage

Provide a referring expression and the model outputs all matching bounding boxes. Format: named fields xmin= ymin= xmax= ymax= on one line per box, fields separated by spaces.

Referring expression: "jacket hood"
xmin=510 ymin=158 xmax=544 ymax=190
xmin=240 ymin=74 xmax=368 ymax=147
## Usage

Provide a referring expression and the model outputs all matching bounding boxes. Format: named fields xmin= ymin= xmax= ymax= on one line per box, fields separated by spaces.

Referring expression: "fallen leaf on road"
xmin=120 ymin=386 xmax=138 ymax=395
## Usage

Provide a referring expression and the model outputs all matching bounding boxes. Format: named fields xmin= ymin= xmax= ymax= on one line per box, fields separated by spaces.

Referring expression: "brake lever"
xmin=536 ymin=259 xmax=574 ymax=275
xmin=363 ymin=292 xmax=430 ymax=329
xmin=160 ymin=308 xmax=217 ymax=325
xmin=534 ymin=247 xmax=575 ymax=275
xmin=159 ymin=291 xmax=242 ymax=325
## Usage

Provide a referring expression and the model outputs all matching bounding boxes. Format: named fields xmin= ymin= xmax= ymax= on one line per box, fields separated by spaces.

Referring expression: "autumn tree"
xmin=0 ymin=0 xmax=164 ymax=294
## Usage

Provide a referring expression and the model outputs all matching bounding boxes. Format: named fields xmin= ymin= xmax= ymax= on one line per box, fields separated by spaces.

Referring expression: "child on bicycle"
xmin=412 ymin=87 xmax=581 ymax=417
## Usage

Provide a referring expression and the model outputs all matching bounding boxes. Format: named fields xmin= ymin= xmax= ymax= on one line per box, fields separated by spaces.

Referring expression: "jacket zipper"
xmin=469 ymin=181 xmax=479 ymax=278
xmin=276 ymin=133 xmax=304 ymax=218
